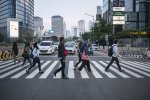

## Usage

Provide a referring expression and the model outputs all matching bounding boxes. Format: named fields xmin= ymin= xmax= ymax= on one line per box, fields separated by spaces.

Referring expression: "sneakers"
xmin=54 ymin=71 xmax=57 ymax=77
xmin=119 ymin=69 xmax=124 ymax=72
xmin=26 ymin=70 xmax=29 ymax=74
xmin=61 ymin=76 xmax=69 ymax=79
xmin=39 ymin=71 xmax=44 ymax=74
xmin=105 ymin=69 xmax=109 ymax=72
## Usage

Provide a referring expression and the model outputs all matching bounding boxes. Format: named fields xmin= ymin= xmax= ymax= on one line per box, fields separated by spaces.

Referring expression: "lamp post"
xmin=84 ymin=13 xmax=95 ymax=43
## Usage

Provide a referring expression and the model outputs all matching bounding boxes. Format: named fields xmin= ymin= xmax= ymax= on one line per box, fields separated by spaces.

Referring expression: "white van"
xmin=39 ymin=41 xmax=55 ymax=54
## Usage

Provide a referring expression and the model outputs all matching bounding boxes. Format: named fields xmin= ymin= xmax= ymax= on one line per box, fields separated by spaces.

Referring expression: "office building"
xmin=51 ymin=15 xmax=64 ymax=37
xmin=78 ymin=20 xmax=85 ymax=36
xmin=0 ymin=0 xmax=34 ymax=41
xmin=34 ymin=16 xmax=43 ymax=40
xmin=96 ymin=6 xmax=102 ymax=20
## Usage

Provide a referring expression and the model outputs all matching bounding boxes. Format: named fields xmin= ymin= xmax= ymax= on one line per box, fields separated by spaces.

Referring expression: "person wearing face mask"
xmin=105 ymin=40 xmax=124 ymax=72
xmin=54 ymin=37 xmax=69 ymax=79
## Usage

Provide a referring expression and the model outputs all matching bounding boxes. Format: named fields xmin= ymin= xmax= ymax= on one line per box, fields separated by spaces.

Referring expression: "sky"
xmin=34 ymin=0 xmax=102 ymax=31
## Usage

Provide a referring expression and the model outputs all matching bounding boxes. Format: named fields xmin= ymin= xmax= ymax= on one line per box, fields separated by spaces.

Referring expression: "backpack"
xmin=30 ymin=48 xmax=37 ymax=59
xmin=108 ymin=45 xmax=116 ymax=57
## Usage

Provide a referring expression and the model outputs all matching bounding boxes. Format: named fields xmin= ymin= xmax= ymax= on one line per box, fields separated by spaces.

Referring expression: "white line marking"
xmin=26 ymin=61 xmax=51 ymax=79
xmin=92 ymin=61 xmax=116 ymax=78
xmin=67 ymin=61 xmax=74 ymax=78
xmin=106 ymin=61 xmax=144 ymax=78
xmin=39 ymin=61 xmax=58 ymax=79
xmin=100 ymin=61 xmax=130 ymax=78
xmin=90 ymin=64 xmax=103 ymax=78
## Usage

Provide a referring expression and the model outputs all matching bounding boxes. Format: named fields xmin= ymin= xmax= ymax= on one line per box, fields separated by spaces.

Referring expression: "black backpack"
xmin=108 ymin=45 xmax=116 ymax=57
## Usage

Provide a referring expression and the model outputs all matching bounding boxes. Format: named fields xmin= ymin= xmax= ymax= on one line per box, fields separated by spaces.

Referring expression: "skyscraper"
xmin=51 ymin=15 xmax=64 ymax=37
xmin=78 ymin=20 xmax=85 ymax=36
xmin=96 ymin=6 xmax=102 ymax=20
xmin=34 ymin=16 xmax=43 ymax=40
xmin=0 ymin=0 xmax=34 ymax=41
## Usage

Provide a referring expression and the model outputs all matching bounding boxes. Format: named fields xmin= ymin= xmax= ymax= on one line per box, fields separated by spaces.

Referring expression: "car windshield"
xmin=92 ymin=44 xmax=97 ymax=46
xmin=54 ymin=42 xmax=59 ymax=45
xmin=65 ymin=44 xmax=73 ymax=47
xmin=40 ymin=42 xmax=51 ymax=46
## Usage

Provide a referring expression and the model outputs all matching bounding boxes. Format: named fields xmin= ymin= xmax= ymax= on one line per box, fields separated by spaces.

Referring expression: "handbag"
xmin=81 ymin=52 xmax=88 ymax=60
xmin=64 ymin=49 xmax=68 ymax=56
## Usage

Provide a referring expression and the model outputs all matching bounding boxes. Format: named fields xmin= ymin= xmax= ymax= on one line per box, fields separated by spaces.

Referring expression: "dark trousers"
xmin=22 ymin=57 xmax=32 ymax=66
xmin=74 ymin=58 xmax=82 ymax=67
xmin=28 ymin=57 xmax=41 ymax=71
xmin=105 ymin=57 xmax=121 ymax=70
xmin=78 ymin=60 xmax=91 ymax=72
xmin=55 ymin=59 xmax=66 ymax=77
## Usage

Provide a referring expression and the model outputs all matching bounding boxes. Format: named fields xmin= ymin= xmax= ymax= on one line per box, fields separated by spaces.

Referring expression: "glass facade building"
xmin=0 ymin=0 xmax=34 ymax=41
xmin=125 ymin=0 xmax=150 ymax=30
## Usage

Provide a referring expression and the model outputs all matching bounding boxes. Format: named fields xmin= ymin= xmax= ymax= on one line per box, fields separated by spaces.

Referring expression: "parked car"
xmin=65 ymin=43 xmax=76 ymax=54
xmin=53 ymin=42 xmax=59 ymax=50
xmin=91 ymin=44 xmax=99 ymax=51
xmin=39 ymin=41 xmax=55 ymax=54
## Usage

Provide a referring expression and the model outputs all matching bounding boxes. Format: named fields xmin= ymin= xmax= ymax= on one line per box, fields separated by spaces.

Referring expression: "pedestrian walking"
xmin=105 ymin=40 xmax=124 ymax=72
xmin=12 ymin=42 xmax=20 ymax=64
xmin=26 ymin=42 xmax=43 ymax=74
xmin=74 ymin=41 xmax=83 ymax=70
xmin=77 ymin=41 xmax=91 ymax=73
xmin=22 ymin=42 xmax=32 ymax=66
xmin=54 ymin=37 xmax=69 ymax=79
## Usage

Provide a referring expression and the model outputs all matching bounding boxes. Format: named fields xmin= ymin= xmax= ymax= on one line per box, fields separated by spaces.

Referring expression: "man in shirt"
xmin=105 ymin=40 xmax=124 ymax=72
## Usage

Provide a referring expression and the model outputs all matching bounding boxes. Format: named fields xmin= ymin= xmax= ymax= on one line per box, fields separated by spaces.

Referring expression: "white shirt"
xmin=112 ymin=44 xmax=120 ymax=57
xmin=32 ymin=48 xmax=40 ymax=58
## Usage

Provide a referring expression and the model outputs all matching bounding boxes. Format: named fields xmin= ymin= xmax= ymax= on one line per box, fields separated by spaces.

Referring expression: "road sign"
xmin=113 ymin=21 xmax=125 ymax=25
xmin=113 ymin=16 xmax=125 ymax=20
xmin=113 ymin=11 xmax=125 ymax=16
xmin=113 ymin=7 xmax=125 ymax=11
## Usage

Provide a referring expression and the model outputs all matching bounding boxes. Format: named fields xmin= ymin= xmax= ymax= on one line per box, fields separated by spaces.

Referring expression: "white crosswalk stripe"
xmin=90 ymin=64 xmax=103 ymax=78
xmin=99 ymin=61 xmax=130 ymax=78
xmin=0 ymin=60 xmax=150 ymax=79
xmin=39 ymin=61 xmax=58 ymax=79
xmin=92 ymin=61 xmax=116 ymax=78
xmin=53 ymin=64 xmax=61 ymax=78
xmin=121 ymin=61 xmax=150 ymax=73
xmin=106 ymin=61 xmax=144 ymax=78
xmin=67 ymin=61 xmax=75 ymax=78
xmin=26 ymin=61 xmax=51 ymax=79
xmin=11 ymin=61 xmax=44 ymax=79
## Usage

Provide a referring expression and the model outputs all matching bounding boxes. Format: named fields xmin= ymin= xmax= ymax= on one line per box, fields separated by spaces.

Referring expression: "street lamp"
xmin=84 ymin=13 xmax=95 ymax=43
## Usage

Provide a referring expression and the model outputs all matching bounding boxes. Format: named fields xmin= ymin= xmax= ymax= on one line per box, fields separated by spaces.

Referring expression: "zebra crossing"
xmin=0 ymin=60 xmax=150 ymax=79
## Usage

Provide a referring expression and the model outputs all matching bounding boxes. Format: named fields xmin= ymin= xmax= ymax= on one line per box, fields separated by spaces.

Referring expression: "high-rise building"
xmin=96 ymin=6 xmax=102 ymax=20
xmin=78 ymin=20 xmax=85 ymax=36
xmin=34 ymin=16 xmax=43 ymax=40
xmin=71 ymin=26 xmax=79 ymax=37
xmin=88 ymin=20 xmax=94 ymax=31
xmin=125 ymin=0 xmax=150 ymax=30
xmin=103 ymin=0 xmax=112 ymax=23
xmin=0 ymin=0 xmax=34 ymax=41
xmin=51 ymin=15 xmax=64 ymax=37
xmin=63 ymin=22 xmax=67 ymax=38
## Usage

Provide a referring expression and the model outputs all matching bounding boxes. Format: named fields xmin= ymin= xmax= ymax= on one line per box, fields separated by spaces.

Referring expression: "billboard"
xmin=9 ymin=21 xmax=19 ymax=38
xmin=113 ymin=16 xmax=125 ymax=20
xmin=113 ymin=7 xmax=125 ymax=11
xmin=113 ymin=21 xmax=125 ymax=25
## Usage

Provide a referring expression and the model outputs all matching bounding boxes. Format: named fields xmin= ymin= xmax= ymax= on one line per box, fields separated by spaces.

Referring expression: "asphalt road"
xmin=0 ymin=51 xmax=150 ymax=100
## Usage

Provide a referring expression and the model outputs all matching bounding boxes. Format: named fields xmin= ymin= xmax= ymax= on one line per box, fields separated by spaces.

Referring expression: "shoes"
xmin=26 ymin=70 xmax=29 ymax=74
xmin=39 ymin=71 xmax=44 ymax=74
xmin=61 ymin=76 xmax=69 ymax=79
xmin=119 ymin=69 xmax=124 ymax=72
xmin=105 ymin=69 xmax=109 ymax=72
xmin=54 ymin=71 xmax=57 ymax=77
xmin=73 ymin=68 xmax=76 ymax=70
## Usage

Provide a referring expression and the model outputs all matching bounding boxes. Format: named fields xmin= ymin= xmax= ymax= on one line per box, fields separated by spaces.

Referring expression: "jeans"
xmin=55 ymin=59 xmax=66 ymax=77
xmin=78 ymin=60 xmax=91 ymax=72
xmin=28 ymin=57 xmax=41 ymax=71
xmin=105 ymin=57 xmax=121 ymax=71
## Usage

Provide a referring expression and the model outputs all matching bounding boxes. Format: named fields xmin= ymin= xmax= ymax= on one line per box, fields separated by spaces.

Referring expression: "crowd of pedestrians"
xmin=11 ymin=37 xmax=126 ymax=80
